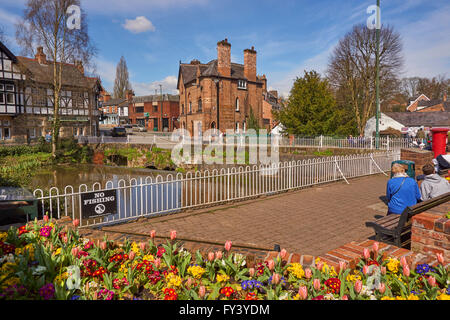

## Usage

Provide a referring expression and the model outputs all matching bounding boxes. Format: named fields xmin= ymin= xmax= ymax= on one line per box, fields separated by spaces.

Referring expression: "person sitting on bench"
xmin=386 ymin=163 xmax=421 ymax=215
xmin=420 ymin=163 xmax=450 ymax=201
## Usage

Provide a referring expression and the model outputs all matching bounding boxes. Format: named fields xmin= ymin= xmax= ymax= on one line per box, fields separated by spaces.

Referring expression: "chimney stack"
xmin=35 ymin=46 xmax=47 ymax=64
xmin=75 ymin=60 xmax=84 ymax=75
xmin=244 ymin=46 xmax=257 ymax=82
xmin=217 ymin=38 xmax=231 ymax=77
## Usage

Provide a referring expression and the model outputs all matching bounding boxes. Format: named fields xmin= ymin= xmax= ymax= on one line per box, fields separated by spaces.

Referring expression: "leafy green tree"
xmin=247 ymin=107 xmax=261 ymax=132
xmin=274 ymin=70 xmax=340 ymax=136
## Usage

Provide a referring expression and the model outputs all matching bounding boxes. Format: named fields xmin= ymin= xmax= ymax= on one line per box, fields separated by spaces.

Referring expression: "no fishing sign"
xmin=80 ymin=190 xmax=117 ymax=219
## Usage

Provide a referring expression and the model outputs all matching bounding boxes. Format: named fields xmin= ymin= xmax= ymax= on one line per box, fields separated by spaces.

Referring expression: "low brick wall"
xmin=412 ymin=201 xmax=450 ymax=261
xmin=400 ymin=148 xmax=434 ymax=175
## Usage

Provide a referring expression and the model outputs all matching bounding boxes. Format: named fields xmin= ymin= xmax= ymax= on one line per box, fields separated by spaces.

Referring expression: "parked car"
xmin=132 ymin=124 xmax=147 ymax=132
xmin=111 ymin=127 xmax=127 ymax=137
xmin=124 ymin=124 xmax=133 ymax=134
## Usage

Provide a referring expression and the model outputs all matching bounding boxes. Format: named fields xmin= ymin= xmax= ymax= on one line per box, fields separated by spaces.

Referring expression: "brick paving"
xmin=99 ymin=173 xmax=391 ymax=257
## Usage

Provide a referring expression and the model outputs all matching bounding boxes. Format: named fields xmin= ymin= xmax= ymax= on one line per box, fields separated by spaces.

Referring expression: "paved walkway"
xmin=100 ymin=173 xmax=390 ymax=257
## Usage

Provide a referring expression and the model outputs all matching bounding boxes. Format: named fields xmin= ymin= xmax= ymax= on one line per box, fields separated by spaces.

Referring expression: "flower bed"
xmin=0 ymin=218 xmax=449 ymax=300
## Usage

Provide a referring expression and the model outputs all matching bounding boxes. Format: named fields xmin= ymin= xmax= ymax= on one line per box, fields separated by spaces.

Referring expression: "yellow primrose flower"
xmin=54 ymin=272 xmax=68 ymax=286
xmin=287 ymin=263 xmax=305 ymax=279
xmin=216 ymin=273 xmax=230 ymax=283
xmin=187 ymin=265 xmax=206 ymax=279
xmin=166 ymin=273 xmax=182 ymax=288
xmin=407 ymin=294 xmax=419 ymax=300
xmin=142 ymin=254 xmax=154 ymax=262
xmin=292 ymin=294 xmax=301 ymax=300
xmin=386 ymin=258 xmax=400 ymax=273
xmin=0 ymin=232 xmax=7 ymax=241
xmin=346 ymin=270 xmax=362 ymax=283
xmin=53 ymin=248 xmax=62 ymax=256
xmin=437 ymin=293 xmax=450 ymax=300
xmin=381 ymin=296 xmax=394 ymax=300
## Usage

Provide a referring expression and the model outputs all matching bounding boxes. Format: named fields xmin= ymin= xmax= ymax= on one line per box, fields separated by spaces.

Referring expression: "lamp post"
xmin=375 ymin=0 xmax=381 ymax=149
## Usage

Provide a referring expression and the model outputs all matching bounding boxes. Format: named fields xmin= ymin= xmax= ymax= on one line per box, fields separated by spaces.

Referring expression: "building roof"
xmin=384 ymin=112 xmax=450 ymax=127
xmin=16 ymin=56 xmax=93 ymax=89
xmin=178 ymin=59 xmax=261 ymax=86
xmin=132 ymin=94 xmax=180 ymax=103
xmin=101 ymin=98 xmax=128 ymax=107
xmin=0 ymin=41 xmax=18 ymax=63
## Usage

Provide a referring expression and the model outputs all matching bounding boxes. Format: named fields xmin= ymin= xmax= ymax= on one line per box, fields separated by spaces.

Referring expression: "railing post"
xmin=320 ymin=135 xmax=323 ymax=148
xmin=386 ymin=136 xmax=390 ymax=151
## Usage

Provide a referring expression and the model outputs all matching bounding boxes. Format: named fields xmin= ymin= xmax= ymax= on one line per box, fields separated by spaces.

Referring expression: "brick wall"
xmin=411 ymin=201 xmax=450 ymax=261
xmin=400 ymin=148 xmax=434 ymax=175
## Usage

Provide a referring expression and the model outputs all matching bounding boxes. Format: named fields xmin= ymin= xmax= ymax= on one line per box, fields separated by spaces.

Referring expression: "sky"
xmin=0 ymin=0 xmax=449 ymax=97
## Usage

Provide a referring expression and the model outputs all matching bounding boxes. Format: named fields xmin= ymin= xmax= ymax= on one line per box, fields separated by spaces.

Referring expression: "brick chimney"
xmin=125 ymin=89 xmax=134 ymax=102
xmin=35 ymin=46 xmax=46 ymax=64
xmin=217 ymin=38 xmax=231 ymax=77
xmin=75 ymin=60 xmax=84 ymax=75
xmin=102 ymin=92 xmax=111 ymax=103
xmin=244 ymin=46 xmax=257 ymax=82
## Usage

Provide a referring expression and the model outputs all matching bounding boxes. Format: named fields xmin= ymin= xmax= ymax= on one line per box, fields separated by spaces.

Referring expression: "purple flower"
xmin=39 ymin=283 xmax=55 ymax=300
xmin=39 ymin=226 xmax=53 ymax=238
xmin=97 ymin=289 xmax=114 ymax=300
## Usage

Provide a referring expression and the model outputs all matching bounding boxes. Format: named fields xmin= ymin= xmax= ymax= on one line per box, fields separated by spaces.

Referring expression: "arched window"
xmin=189 ymin=101 xmax=192 ymax=113
xmin=235 ymin=98 xmax=239 ymax=112
xmin=198 ymin=98 xmax=202 ymax=112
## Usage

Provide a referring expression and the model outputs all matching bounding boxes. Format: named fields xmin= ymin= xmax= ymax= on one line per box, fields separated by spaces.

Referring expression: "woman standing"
xmin=386 ymin=163 xmax=421 ymax=215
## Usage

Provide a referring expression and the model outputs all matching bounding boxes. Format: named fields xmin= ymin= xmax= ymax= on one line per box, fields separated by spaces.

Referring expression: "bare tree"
xmin=327 ymin=24 xmax=403 ymax=135
xmin=113 ymin=56 xmax=132 ymax=99
xmin=15 ymin=0 xmax=96 ymax=157
xmin=0 ymin=25 xmax=7 ymax=45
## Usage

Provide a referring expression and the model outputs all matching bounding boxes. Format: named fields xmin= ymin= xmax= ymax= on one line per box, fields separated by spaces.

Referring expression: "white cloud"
xmin=132 ymin=76 xmax=178 ymax=96
xmin=123 ymin=16 xmax=156 ymax=34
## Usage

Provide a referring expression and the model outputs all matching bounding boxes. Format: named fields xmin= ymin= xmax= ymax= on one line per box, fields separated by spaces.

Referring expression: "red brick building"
xmin=128 ymin=94 xmax=179 ymax=132
xmin=177 ymin=39 xmax=266 ymax=136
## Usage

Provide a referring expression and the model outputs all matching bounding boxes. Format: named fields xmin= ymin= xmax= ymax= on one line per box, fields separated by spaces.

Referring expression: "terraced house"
xmin=0 ymin=41 xmax=102 ymax=144
xmin=177 ymin=39 xmax=267 ymax=137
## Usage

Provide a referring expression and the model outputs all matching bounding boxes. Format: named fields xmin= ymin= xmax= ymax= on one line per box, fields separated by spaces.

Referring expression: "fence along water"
xmin=33 ymin=151 xmax=400 ymax=228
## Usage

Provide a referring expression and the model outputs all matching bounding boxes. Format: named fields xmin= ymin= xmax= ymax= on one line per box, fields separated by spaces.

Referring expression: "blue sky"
xmin=1 ymin=0 xmax=449 ymax=97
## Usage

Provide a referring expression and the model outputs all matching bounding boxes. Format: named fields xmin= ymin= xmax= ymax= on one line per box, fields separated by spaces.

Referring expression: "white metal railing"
xmin=33 ymin=151 xmax=400 ymax=228
xmin=79 ymin=135 xmax=426 ymax=151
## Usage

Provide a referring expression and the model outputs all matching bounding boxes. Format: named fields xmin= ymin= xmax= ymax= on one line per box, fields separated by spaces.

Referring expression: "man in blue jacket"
xmin=386 ymin=163 xmax=421 ymax=215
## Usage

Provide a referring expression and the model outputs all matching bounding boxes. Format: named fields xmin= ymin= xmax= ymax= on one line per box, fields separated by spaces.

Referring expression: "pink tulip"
xmin=170 ymin=230 xmax=177 ymax=241
xmin=215 ymin=251 xmax=223 ymax=260
xmin=186 ymin=277 xmax=193 ymax=289
xmin=378 ymin=282 xmax=386 ymax=294
xmin=208 ymin=252 xmax=215 ymax=262
xmin=150 ymin=230 xmax=156 ymax=239
xmin=280 ymin=249 xmax=288 ymax=260
xmin=224 ymin=241 xmax=232 ymax=252
xmin=99 ymin=241 xmax=107 ymax=250
xmin=267 ymin=259 xmax=275 ymax=271
xmin=249 ymin=268 xmax=255 ymax=277
xmin=298 ymin=286 xmax=308 ymax=300
xmin=339 ymin=261 xmax=347 ymax=273
xmin=427 ymin=276 xmax=436 ymax=287
xmin=129 ymin=251 xmax=136 ymax=260
xmin=381 ymin=266 xmax=387 ymax=275
xmin=316 ymin=261 xmax=323 ymax=271
xmin=63 ymin=236 xmax=68 ymax=244
xmin=403 ymin=264 xmax=410 ymax=277
xmin=43 ymin=215 xmax=49 ymax=223
xmin=372 ymin=242 xmax=379 ymax=254
xmin=400 ymin=256 xmax=408 ymax=268
xmin=71 ymin=247 xmax=80 ymax=257
xmin=139 ymin=242 xmax=147 ymax=251
xmin=305 ymin=268 xmax=312 ymax=279
xmin=154 ymin=258 xmax=161 ymax=268
xmin=341 ymin=295 xmax=348 ymax=300
xmin=363 ymin=248 xmax=370 ymax=260
xmin=354 ymin=280 xmax=363 ymax=294
xmin=72 ymin=219 xmax=80 ymax=228
xmin=363 ymin=265 xmax=369 ymax=276
xmin=272 ymin=273 xmax=281 ymax=285
xmin=313 ymin=279 xmax=321 ymax=291
xmin=436 ymin=253 xmax=444 ymax=265
xmin=198 ymin=286 xmax=206 ymax=298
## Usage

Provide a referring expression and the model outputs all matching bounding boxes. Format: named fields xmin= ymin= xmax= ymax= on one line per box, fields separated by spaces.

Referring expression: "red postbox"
xmin=431 ymin=127 xmax=449 ymax=158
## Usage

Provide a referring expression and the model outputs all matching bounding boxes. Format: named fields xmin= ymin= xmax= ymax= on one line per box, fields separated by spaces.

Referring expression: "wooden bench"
xmin=365 ymin=192 xmax=450 ymax=248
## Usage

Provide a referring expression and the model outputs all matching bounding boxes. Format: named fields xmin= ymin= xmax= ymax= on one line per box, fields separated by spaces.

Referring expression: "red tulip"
xmin=139 ymin=242 xmax=147 ymax=251
xmin=249 ymin=268 xmax=255 ymax=277
xmin=170 ymin=230 xmax=177 ymax=241
xmin=378 ymin=282 xmax=386 ymax=294
xmin=305 ymin=268 xmax=312 ymax=279
xmin=154 ymin=258 xmax=161 ymax=268
xmin=150 ymin=230 xmax=156 ymax=239
xmin=208 ymin=252 xmax=215 ymax=262
xmin=400 ymin=256 xmax=408 ymax=268
xmin=129 ymin=251 xmax=136 ymax=260
xmin=272 ymin=273 xmax=281 ymax=285
xmin=71 ymin=247 xmax=80 ymax=257
xmin=313 ymin=279 xmax=321 ymax=291
xmin=403 ymin=264 xmax=410 ymax=277
xmin=354 ymin=280 xmax=363 ymax=294
xmin=341 ymin=295 xmax=349 ymax=300
xmin=280 ymin=249 xmax=288 ymax=260
xmin=63 ymin=236 xmax=68 ymax=244
xmin=316 ymin=261 xmax=323 ymax=271
xmin=436 ymin=253 xmax=444 ymax=265
xmin=339 ymin=261 xmax=347 ymax=273
xmin=186 ymin=277 xmax=193 ymax=289
xmin=43 ymin=215 xmax=49 ymax=223
xmin=363 ymin=248 xmax=370 ymax=260
xmin=298 ymin=286 xmax=308 ymax=300
xmin=427 ymin=276 xmax=436 ymax=287
xmin=363 ymin=265 xmax=369 ymax=276
xmin=72 ymin=219 xmax=80 ymax=228
xmin=99 ymin=241 xmax=107 ymax=250
xmin=267 ymin=259 xmax=275 ymax=271
xmin=224 ymin=241 xmax=232 ymax=252
xmin=215 ymin=251 xmax=223 ymax=260
xmin=372 ymin=241 xmax=379 ymax=254
xmin=198 ymin=286 xmax=206 ymax=298
xmin=381 ymin=266 xmax=387 ymax=275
